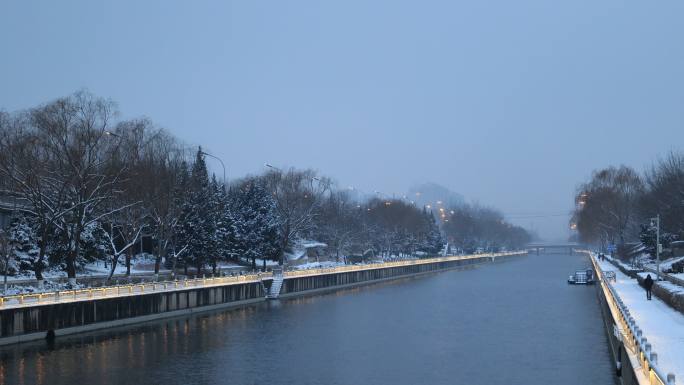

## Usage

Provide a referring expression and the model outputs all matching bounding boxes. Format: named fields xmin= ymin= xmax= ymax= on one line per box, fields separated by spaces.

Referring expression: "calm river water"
xmin=0 ymin=253 xmax=615 ymax=385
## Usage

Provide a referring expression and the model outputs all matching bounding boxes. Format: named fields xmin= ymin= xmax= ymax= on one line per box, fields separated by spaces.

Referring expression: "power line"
xmin=503 ymin=213 xmax=572 ymax=219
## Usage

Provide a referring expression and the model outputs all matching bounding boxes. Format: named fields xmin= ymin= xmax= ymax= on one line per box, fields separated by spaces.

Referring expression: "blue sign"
xmin=607 ymin=244 xmax=617 ymax=253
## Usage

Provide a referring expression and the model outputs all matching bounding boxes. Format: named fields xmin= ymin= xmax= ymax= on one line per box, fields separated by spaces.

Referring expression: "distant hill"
xmin=407 ymin=183 xmax=464 ymax=207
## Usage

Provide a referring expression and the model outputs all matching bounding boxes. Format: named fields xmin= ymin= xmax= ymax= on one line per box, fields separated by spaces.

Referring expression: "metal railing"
xmin=0 ymin=251 xmax=527 ymax=310
xmin=283 ymin=251 xmax=527 ymax=278
xmin=0 ymin=272 xmax=271 ymax=310
xmin=587 ymin=251 xmax=676 ymax=385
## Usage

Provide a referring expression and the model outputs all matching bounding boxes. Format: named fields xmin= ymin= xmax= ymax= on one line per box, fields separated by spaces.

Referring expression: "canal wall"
xmin=280 ymin=255 xmax=503 ymax=298
xmin=0 ymin=252 xmax=525 ymax=346
xmin=589 ymin=254 xmax=663 ymax=385
xmin=0 ymin=281 xmax=266 ymax=346
xmin=593 ymin=271 xmax=641 ymax=385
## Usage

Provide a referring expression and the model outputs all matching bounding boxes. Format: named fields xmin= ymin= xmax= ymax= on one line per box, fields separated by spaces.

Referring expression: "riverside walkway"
xmin=592 ymin=253 xmax=682 ymax=385
xmin=0 ymin=251 xmax=525 ymax=310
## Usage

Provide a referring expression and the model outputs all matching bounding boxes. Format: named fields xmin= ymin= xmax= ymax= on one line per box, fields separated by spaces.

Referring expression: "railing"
xmin=283 ymin=251 xmax=526 ymax=278
xmin=587 ymin=251 xmax=676 ymax=385
xmin=0 ymin=251 xmax=527 ymax=310
xmin=0 ymin=272 xmax=271 ymax=310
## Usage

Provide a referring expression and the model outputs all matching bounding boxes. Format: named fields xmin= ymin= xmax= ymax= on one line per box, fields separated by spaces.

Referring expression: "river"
xmin=0 ymin=252 xmax=615 ymax=385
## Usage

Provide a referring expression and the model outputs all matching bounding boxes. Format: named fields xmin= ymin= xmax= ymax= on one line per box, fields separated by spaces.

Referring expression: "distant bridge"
xmin=526 ymin=243 xmax=586 ymax=255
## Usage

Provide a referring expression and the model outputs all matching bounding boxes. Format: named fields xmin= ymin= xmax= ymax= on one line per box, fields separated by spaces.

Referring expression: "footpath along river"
xmin=0 ymin=252 xmax=615 ymax=385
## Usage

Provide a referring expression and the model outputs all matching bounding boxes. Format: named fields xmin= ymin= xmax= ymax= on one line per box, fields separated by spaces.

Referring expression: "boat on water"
xmin=568 ymin=268 xmax=595 ymax=285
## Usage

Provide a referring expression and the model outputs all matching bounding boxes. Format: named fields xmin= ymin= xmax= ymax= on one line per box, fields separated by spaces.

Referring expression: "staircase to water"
xmin=267 ymin=274 xmax=283 ymax=299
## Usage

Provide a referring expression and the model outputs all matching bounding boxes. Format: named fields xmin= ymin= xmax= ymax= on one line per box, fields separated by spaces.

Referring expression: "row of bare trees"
xmin=572 ymin=152 xmax=684 ymax=259
xmin=0 ymin=92 xmax=189 ymax=283
xmin=0 ymin=91 xmax=530 ymax=283
xmin=0 ymin=92 xmax=448 ymax=283
xmin=442 ymin=204 xmax=531 ymax=252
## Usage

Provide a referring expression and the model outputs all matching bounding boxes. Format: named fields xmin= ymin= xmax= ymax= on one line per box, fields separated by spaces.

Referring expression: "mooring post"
xmin=667 ymin=373 xmax=675 ymax=385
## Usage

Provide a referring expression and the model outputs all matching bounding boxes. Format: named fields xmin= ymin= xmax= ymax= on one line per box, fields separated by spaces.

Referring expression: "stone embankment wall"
xmin=0 ymin=281 xmax=265 ymax=345
xmin=0 ymin=252 xmax=525 ymax=346
xmin=280 ymin=255 xmax=496 ymax=297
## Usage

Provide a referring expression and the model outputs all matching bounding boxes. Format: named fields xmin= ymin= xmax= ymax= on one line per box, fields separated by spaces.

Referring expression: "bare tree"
xmin=641 ymin=151 xmax=684 ymax=239
xmin=0 ymin=92 xmax=136 ymax=283
xmin=261 ymin=168 xmax=330 ymax=265
xmin=314 ymin=190 xmax=363 ymax=261
xmin=573 ymin=165 xmax=645 ymax=253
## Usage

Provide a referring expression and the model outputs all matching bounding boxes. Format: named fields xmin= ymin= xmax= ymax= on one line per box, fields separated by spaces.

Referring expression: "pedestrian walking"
xmin=644 ymin=274 xmax=654 ymax=300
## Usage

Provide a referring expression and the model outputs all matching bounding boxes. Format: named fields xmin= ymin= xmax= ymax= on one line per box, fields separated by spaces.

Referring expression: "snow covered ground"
xmin=1 ymin=254 xmax=246 ymax=295
xmin=596 ymin=257 xmax=684 ymax=381
xmin=2 ymin=253 xmax=168 ymax=283
xmin=643 ymin=255 xmax=684 ymax=272
xmin=293 ymin=261 xmax=346 ymax=270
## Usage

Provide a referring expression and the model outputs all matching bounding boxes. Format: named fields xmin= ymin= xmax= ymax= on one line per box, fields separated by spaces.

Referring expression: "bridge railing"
xmin=585 ymin=251 xmax=675 ymax=385
xmin=0 ymin=272 xmax=271 ymax=310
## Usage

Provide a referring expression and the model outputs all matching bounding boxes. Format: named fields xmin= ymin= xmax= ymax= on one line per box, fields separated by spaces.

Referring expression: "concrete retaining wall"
xmin=591 ymin=259 xmax=643 ymax=385
xmin=281 ymin=255 xmax=494 ymax=297
xmin=0 ymin=281 xmax=266 ymax=345
xmin=594 ymin=278 xmax=639 ymax=385
xmin=0 ymin=253 xmax=524 ymax=346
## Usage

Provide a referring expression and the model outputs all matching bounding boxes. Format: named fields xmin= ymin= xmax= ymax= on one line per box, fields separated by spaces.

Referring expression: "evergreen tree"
xmin=230 ymin=180 xmax=281 ymax=270
xmin=423 ymin=210 xmax=443 ymax=256
xmin=181 ymin=148 xmax=215 ymax=276
xmin=171 ymin=161 xmax=192 ymax=275
xmin=208 ymin=174 xmax=233 ymax=275
xmin=8 ymin=214 xmax=40 ymax=275
xmin=639 ymin=223 xmax=678 ymax=259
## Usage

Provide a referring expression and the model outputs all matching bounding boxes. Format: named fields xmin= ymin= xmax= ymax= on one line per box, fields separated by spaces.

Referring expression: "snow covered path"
xmin=595 ymin=256 xmax=684 ymax=382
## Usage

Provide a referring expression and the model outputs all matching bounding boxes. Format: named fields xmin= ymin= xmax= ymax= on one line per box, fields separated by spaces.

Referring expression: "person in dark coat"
xmin=644 ymin=274 xmax=654 ymax=300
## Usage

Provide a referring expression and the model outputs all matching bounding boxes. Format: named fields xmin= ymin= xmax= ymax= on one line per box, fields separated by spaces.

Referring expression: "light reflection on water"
xmin=0 ymin=254 xmax=615 ymax=385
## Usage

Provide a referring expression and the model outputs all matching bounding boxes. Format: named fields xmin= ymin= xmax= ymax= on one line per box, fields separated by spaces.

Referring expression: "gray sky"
xmin=2 ymin=1 xmax=683 ymax=241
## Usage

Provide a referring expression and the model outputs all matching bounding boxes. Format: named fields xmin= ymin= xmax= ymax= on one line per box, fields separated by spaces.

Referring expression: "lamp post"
xmin=103 ymin=130 xmax=122 ymax=271
xmin=651 ymin=215 xmax=661 ymax=280
xmin=199 ymin=150 xmax=226 ymax=185
xmin=265 ymin=163 xmax=282 ymax=173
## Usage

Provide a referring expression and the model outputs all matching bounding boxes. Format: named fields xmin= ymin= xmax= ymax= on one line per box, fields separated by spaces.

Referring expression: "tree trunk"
xmin=252 ymin=257 xmax=256 ymax=271
xmin=66 ymin=251 xmax=77 ymax=280
xmin=107 ymin=254 xmax=120 ymax=281
xmin=279 ymin=236 xmax=289 ymax=266
xmin=34 ymin=257 xmax=44 ymax=281
xmin=35 ymin=238 xmax=49 ymax=281
xmin=154 ymin=229 xmax=164 ymax=275
xmin=125 ymin=249 xmax=132 ymax=276
xmin=67 ymin=227 xmax=82 ymax=283
xmin=154 ymin=255 xmax=161 ymax=275
xmin=3 ymin=261 xmax=8 ymax=294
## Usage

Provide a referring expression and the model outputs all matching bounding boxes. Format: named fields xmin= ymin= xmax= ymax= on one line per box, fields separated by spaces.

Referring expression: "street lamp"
xmin=265 ymin=163 xmax=282 ymax=173
xmin=650 ymin=215 xmax=661 ymax=280
xmin=199 ymin=150 xmax=226 ymax=185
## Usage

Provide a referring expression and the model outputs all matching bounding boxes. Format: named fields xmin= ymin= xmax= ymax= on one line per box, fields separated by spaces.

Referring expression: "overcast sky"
xmin=2 ymin=1 xmax=683 ymax=241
